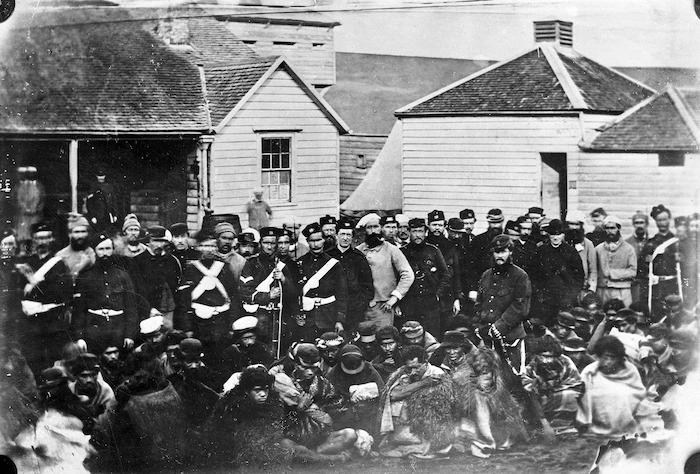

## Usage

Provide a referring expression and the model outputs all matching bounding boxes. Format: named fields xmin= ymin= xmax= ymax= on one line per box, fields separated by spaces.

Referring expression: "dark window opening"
xmin=659 ymin=152 xmax=685 ymax=167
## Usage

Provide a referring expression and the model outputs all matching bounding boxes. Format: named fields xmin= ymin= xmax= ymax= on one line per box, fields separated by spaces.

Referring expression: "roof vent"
xmin=534 ymin=20 xmax=573 ymax=47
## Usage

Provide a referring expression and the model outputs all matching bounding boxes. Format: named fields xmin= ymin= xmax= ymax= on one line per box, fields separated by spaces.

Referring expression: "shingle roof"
xmin=0 ymin=8 xmax=210 ymax=134
xmin=205 ymin=59 xmax=277 ymax=125
xmin=396 ymin=43 xmax=655 ymax=116
xmin=584 ymin=87 xmax=700 ymax=152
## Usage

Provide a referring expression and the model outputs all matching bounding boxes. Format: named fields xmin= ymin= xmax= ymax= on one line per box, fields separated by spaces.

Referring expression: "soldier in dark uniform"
xmin=426 ymin=210 xmax=462 ymax=331
xmin=458 ymin=209 xmax=480 ymax=316
xmin=239 ymin=227 xmax=298 ymax=349
xmin=13 ymin=223 xmax=73 ymax=379
xmin=640 ymin=205 xmax=682 ymax=320
xmin=526 ymin=206 xmax=548 ymax=245
xmin=625 ymin=211 xmax=649 ymax=304
xmin=475 ymin=235 xmax=532 ymax=372
xmin=169 ymin=223 xmax=200 ymax=271
xmin=297 ymin=223 xmax=348 ymax=336
xmin=399 ymin=218 xmax=450 ymax=338
xmin=181 ymin=234 xmax=240 ymax=378
xmin=531 ymin=219 xmax=585 ymax=326
xmin=505 ymin=220 xmax=532 ymax=275
xmin=472 ymin=209 xmax=505 ymax=280
xmin=74 ymin=234 xmax=139 ymax=353
xmin=319 ymin=215 xmax=338 ymax=252
xmin=325 ymin=218 xmax=374 ymax=335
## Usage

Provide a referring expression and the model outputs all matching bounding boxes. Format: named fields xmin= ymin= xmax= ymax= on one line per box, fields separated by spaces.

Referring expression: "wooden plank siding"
xmin=574 ymin=151 xmax=700 ymax=236
xmin=222 ymin=22 xmax=335 ymax=87
xmin=401 ymin=115 xmax=590 ymax=233
xmin=339 ymin=134 xmax=387 ymax=203
xmin=209 ymin=68 xmax=340 ymax=229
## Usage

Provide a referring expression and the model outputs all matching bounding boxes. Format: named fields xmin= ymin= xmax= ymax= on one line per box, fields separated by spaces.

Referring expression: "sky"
xmin=317 ymin=0 xmax=700 ymax=69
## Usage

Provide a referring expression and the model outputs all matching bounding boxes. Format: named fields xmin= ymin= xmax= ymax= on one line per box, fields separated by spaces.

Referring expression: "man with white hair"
xmin=356 ymin=213 xmax=414 ymax=327
xmin=565 ymin=210 xmax=597 ymax=295
xmin=246 ymin=187 xmax=272 ymax=230
xmin=595 ymin=215 xmax=637 ymax=306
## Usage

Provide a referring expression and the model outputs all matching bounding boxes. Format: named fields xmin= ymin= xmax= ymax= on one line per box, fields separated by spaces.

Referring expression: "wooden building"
xmin=579 ymin=86 xmax=700 ymax=223
xmin=0 ymin=5 xmax=348 ymax=235
xmin=393 ymin=20 xmax=655 ymax=232
xmin=212 ymin=6 xmax=340 ymax=91
xmin=339 ymin=134 xmax=386 ymax=203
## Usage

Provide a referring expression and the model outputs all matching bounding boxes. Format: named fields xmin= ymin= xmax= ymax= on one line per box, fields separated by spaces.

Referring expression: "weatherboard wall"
xmin=222 ymin=22 xmax=336 ymax=88
xmin=208 ymin=67 xmax=340 ymax=228
xmin=574 ymin=150 xmax=700 ymax=234
xmin=400 ymin=114 xmax=609 ymax=233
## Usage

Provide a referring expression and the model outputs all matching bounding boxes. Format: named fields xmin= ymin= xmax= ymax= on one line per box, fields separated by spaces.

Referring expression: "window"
xmin=659 ymin=152 xmax=685 ymax=167
xmin=261 ymin=137 xmax=292 ymax=202
xmin=273 ymin=41 xmax=296 ymax=46
xmin=242 ymin=40 xmax=257 ymax=45
xmin=312 ymin=42 xmax=325 ymax=48
xmin=356 ymin=154 xmax=367 ymax=169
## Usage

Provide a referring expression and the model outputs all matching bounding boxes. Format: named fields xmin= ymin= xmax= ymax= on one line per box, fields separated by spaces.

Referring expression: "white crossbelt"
xmin=301 ymin=295 xmax=336 ymax=312
xmin=88 ymin=309 xmax=124 ymax=318
xmin=191 ymin=302 xmax=231 ymax=319
xmin=243 ymin=261 xmax=286 ymax=314
xmin=21 ymin=301 xmax=64 ymax=316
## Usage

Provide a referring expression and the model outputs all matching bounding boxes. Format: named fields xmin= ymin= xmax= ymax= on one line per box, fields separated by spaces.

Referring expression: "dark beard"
xmin=98 ymin=255 xmax=114 ymax=266
xmin=634 ymin=227 xmax=646 ymax=238
xmin=70 ymin=239 xmax=88 ymax=251
xmin=365 ymin=233 xmax=383 ymax=248
xmin=76 ymin=381 xmax=98 ymax=399
xmin=605 ymin=232 xmax=621 ymax=243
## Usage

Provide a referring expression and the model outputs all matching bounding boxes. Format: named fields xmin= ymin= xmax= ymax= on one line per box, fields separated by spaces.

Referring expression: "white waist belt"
xmin=21 ymin=301 xmax=63 ymax=316
xmin=302 ymin=295 xmax=336 ymax=312
xmin=88 ymin=309 xmax=124 ymax=319
xmin=192 ymin=302 xmax=230 ymax=319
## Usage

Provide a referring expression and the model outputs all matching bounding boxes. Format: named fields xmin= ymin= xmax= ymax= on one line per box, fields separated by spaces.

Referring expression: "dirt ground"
xmin=224 ymin=434 xmax=602 ymax=474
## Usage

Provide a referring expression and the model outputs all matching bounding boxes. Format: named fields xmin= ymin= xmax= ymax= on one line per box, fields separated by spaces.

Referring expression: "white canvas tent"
xmin=340 ymin=120 xmax=402 ymax=213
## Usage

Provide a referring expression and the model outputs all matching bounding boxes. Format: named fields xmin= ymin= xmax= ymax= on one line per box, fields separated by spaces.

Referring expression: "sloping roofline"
xmin=213 ymin=55 xmax=350 ymax=134
xmin=395 ymin=43 xmax=656 ymax=117
xmin=579 ymin=86 xmax=700 ymax=152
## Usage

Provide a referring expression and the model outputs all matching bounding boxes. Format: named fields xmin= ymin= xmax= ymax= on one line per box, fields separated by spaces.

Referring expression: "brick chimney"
xmin=157 ymin=17 xmax=190 ymax=46
xmin=533 ymin=20 xmax=573 ymax=47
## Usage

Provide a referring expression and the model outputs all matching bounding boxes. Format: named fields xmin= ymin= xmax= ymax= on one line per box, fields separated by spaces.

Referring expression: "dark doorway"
xmin=540 ymin=153 xmax=567 ymax=220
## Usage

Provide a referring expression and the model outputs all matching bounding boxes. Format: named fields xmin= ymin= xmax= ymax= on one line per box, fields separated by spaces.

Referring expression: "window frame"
xmin=258 ymin=133 xmax=297 ymax=204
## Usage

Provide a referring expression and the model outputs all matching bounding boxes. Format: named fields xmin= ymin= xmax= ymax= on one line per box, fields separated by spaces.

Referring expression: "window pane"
xmin=272 ymin=155 xmax=280 ymax=169
xmin=282 ymin=154 xmax=289 ymax=169
xmin=280 ymin=138 xmax=290 ymax=153
xmin=262 ymin=139 xmax=272 ymax=154
xmin=272 ymin=139 xmax=281 ymax=154
xmin=262 ymin=154 xmax=271 ymax=169
xmin=280 ymin=171 xmax=290 ymax=184
xmin=261 ymin=172 xmax=270 ymax=185
xmin=280 ymin=184 xmax=290 ymax=201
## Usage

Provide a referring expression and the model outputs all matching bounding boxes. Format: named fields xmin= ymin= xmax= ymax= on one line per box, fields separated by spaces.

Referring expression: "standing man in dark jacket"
xmin=426 ymin=210 xmax=462 ymax=329
xmin=400 ymin=218 xmax=450 ymax=337
xmin=297 ymin=223 xmax=348 ymax=336
xmin=640 ymin=205 xmax=682 ymax=319
xmin=325 ymin=218 xmax=373 ymax=335
xmin=74 ymin=234 xmax=139 ymax=353
xmin=14 ymin=223 xmax=73 ymax=378
xmin=127 ymin=226 xmax=182 ymax=327
xmin=475 ymin=235 xmax=532 ymax=371
xmin=458 ymin=209 xmax=480 ymax=316
xmin=182 ymin=235 xmax=240 ymax=374
xmin=239 ymin=227 xmax=298 ymax=347
xmin=532 ymin=219 xmax=585 ymax=326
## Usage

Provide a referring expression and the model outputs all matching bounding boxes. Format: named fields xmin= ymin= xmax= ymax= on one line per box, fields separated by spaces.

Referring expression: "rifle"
xmin=272 ymin=257 xmax=284 ymax=359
